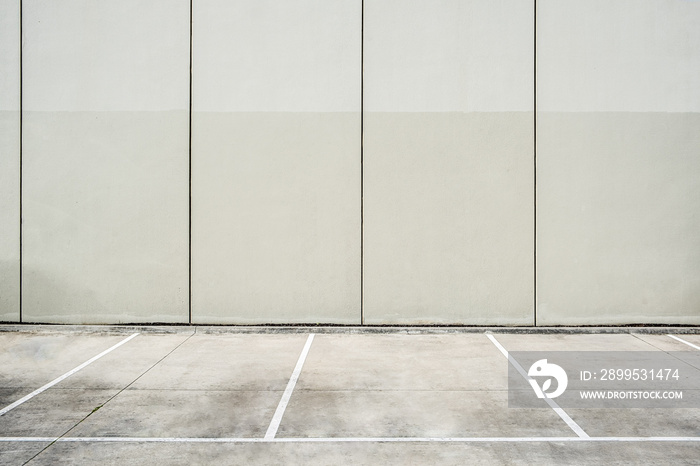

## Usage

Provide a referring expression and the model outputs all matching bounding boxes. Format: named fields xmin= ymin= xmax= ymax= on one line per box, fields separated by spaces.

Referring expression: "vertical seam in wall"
xmin=188 ymin=0 xmax=193 ymax=325
xmin=360 ymin=0 xmax=365 ymax=325
xmin=533 ymin=0 xmax=537 ymax=327
xmin=19 ymin=0 xmax=23 ymax=323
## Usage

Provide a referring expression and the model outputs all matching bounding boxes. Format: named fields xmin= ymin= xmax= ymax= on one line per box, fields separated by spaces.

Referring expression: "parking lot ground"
xmin=0 ymin=326 xmax=698 ymax=465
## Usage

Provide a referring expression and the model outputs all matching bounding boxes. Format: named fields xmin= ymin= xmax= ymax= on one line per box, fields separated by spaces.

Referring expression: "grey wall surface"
xmin=0 ymin=0 xmax=20 ymax=322
xmin=21 ymin=0 xmax=190 ymax=323
xmin=3 ymin=0 xmax=700 ymax=325
xmin=363 ymin=0 xmax=534 ymax=324
xmin=536 ymin=0 xmax=700 ymax=325
xmin=190 ymin=0 xmax=361 ymax=323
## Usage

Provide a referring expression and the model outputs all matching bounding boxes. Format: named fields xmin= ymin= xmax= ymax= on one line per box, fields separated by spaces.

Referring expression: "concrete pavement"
xmin=0 ymin=327 xmax=698 ymax=464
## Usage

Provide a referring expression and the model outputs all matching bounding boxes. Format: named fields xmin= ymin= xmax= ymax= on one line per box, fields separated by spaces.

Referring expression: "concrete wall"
xmin=1 ymin=0 xmax=699 ymax=325
xmin=363 ymin=0 xmax=534 ymax=324
xmin=190 ymin=0 xmax=361 ymax=324
xmin=0 ymin=0 xmax=20 ymax=322
xmin=21 ymin=0 xmax=190 ymax=323
xmin=536 ymin=0 xmax=700 ymax=325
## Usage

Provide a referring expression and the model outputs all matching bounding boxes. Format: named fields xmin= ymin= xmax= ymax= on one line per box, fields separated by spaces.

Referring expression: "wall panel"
xmin=363 ymin=0 xmax=535 ymax=324
xmin=22 ymin=0 xmax=190 ymax=323
xmin=537 ymin=0 xmax=700 ymax=324
xmin=0 ymin=0 xmax=20 ymax=321
xmin=191 ymin=0 xmax=362 ymax=323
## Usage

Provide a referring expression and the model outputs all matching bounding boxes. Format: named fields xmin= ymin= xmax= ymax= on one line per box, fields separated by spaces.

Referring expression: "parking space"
xmin=493 ymin=332 xmax=700 ymax=439
xmin=68 ymin=334 xmax=311 ymax=440
xmin=282 ymin=334 xmax=574 ymax=439
xmin=0 ymin=327 xmax=698 ymax=464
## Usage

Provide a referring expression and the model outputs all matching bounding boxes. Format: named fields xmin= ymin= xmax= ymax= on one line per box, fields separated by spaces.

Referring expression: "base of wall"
xmin=0 ymin=323 xmax=697 ymax=335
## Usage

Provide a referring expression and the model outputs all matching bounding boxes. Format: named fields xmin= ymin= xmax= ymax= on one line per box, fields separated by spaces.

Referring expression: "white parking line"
xmin=0 ymin=333 xmax=139 ymax=416
xmin=264 ymin=333 xmax=315 ymax=439
xmin=485 ymin=333 xmax=589 ymax=438
xmin=0 ymin=436 xmax=698 ymax=443
xmin=668 ymin=334 xmax=700 ymax=351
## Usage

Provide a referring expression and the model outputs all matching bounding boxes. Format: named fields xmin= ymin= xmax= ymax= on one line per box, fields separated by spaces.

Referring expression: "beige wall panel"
xmin=191 ymin=0 xmax=361 ymax=323
xmin=0 ymin=0 xmax=20 ymax=321
xmin=537 ymin=0 xmax=700 ymax=324
xmin=364 ymin=113 xmax=534 ymax=324
xmin=363 ymin=0 xmax=534 ymax=324
xmin=22 ymin=0 xmax=189 ymax=323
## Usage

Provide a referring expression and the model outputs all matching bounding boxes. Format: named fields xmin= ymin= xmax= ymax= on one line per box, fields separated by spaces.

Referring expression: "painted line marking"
xmin=485 ymin=333 xmax=589 ymax=438
xmin=0 ymin=436 xmax=698 ymax=443
xmin=0 ymin=333 xmax=139 ymax=416
xmin=668 ymin=334 xmax=700 ymax=351
xmin=265 ymin=333 xmax=315 ymax=439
